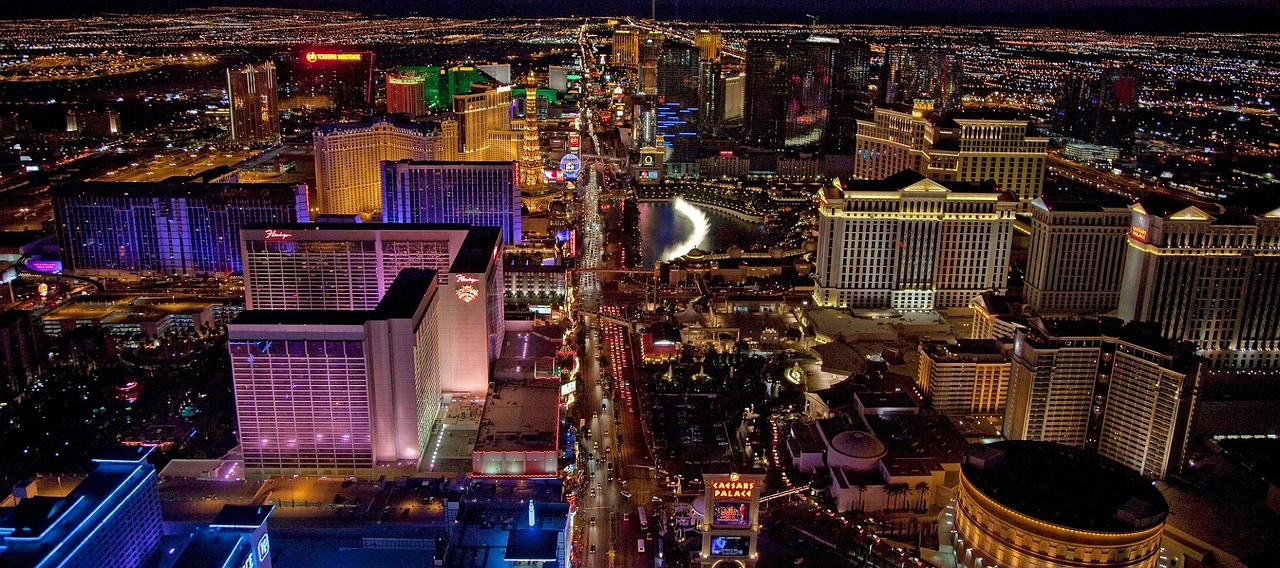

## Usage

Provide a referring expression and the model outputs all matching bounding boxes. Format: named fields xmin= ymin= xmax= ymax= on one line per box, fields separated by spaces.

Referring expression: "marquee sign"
xmin=455 ymin=285 xmax=479 ymax=303
xmin=264 ymin=229 xmax=293 ymax=240
xmin=710 ymin=479 xmax=757 ymax=500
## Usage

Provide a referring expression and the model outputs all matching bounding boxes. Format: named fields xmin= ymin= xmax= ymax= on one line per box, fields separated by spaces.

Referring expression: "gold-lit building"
xmin=313 ymin=115 xmax=456 ymax=216
xmin=611 ymin=27 xmax=640 ymax=68
xmin=519 ymin=74 xmax=545 ymax=191
xmin=227 ymin=62 xmax=279 ymax=144
xmin=853 ymin=103 xmax=1048 ymax=207
xmin=948 ymin=441 xmax=1169 ymax=568
xmin=454 ymin=84 xmax=514 ymax=162
xmin=813 ymin=170 xmax=1016 ymax=311
xmin=695 ymin=29 xmax=722 ymax=62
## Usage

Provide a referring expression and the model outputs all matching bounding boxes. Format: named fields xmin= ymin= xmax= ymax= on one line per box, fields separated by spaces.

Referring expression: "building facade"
xmin=746 ymin=37 xmax=867 ymax=149
xmin=229 ymin=269 xmax=441 ymax=478
xmin=1025 ymin=191 xmax=1131 ymax=314
xmin=227 ymin=62 xmax=280 ymax=144
xmin=1118 ymin=195 xmax=1280 ymax=369
xmin=386 ymin=72 xmax=428 ymax=116
xmin=854 ymin=104 xmax=1048 ymax=206
xmin=53 ymin=182 xmax=308 ymax=278
xmin=813 ymin=171 xmax=1016 ymax=311
xmin=454 ymin=85 xmax=514 ymax=162
xmin=918 ymin=339 xmax=1011 ymax=415
xmin=381 ymin=160 xmax=522 ymax=245
xmin=879 ymin=47 xmax=964 ymax=112
xmin=313 ymin=115 xmax=455 ymax=216
xmin=0 ymin=447 xmax=163 ymax=568
xmin=1004 ymin=318 xmax=1202 ymax=479
xmin=239 ymin=223 xmax=503 ymax=396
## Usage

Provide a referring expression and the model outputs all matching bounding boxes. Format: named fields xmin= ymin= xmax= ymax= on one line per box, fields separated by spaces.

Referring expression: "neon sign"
xmin=710 ymin=480 xmax=757 ymax=499
xmin=455 ymin=274 xmax=480 ymax=283
xmin=305 ymin=52 xmax=362 ymax=63
xmin=264 ymin=229 xmax=293 ymax=240
xmin=1129 ymin=226 xmax=1148 ymax=243
xmin=257 ymin=534 xmax=270 ymax=561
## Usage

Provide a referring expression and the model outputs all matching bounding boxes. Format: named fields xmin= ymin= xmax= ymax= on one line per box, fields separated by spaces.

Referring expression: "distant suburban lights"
xmin=305 ymin=52 xmax=362 ymax=63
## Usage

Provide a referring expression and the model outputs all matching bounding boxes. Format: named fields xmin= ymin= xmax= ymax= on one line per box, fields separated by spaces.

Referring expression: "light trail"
xmin=662 ymin=196 xmax=711 ymax=261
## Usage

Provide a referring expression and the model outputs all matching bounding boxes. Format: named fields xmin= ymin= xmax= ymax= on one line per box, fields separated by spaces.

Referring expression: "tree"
xmin=853 ymin=483 xmax=867 ymax=513
xmin=915 ymin=482 xmax=931 ymax=512
xmin=879 ymin=485 xmax=894 ymax=512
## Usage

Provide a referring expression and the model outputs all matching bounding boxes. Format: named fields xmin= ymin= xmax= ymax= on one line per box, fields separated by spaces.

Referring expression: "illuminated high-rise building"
xmin=313 ymin=115 xmax=456 ymax=216
xmin=238 ymin=222 xmax=503 ymax=419
xmin=854 ymin=104 xmax=1048 ymax=205
xmin=227 ymin=62 xmax=280 ymax=143
xmin=1055 ymin=65 xmax=1142 ymax=148
xmin=53 ymin=181 xmax=308 ymax=278
xmin=519 ymin=74 xmax=545 ymax=191
xmin=918 ymin=339 xmax=1011 ymax=415
xmin=1005 ymin=317 xmax=1203 ymax=480
xmin=382 ymin=161 xmax=522 ymax=245
xmin=1118 ymin=193 xmax=1280 ymax=369
xmin=638 ymin=32 xmax=663 ymax=95
xmin=454 ymin=84 xmax=514 ymax=161
xmin=285 ymin=49 xmax=373 ymax=111
xmin=880 ymin=46 xmax=964 ymax=112
xmin=746 ymin=36 xmax=867 ymax=149
xmin=229 ymin=269 xmax=441 ymax=478
xmin=386 ymin=72 xmax=428 ymax=116
xmin=1025 ymin=189 xmax=1131 ymax=315
xmin=0 ymin=447 xmax=162 ymax=568
xmin=611 ymin=27 xmax=640 ymax=68
xmin=813 ymin=170 xmax=1016 ymax=310
xmin=827 ymin=39 xmax=872 ymax=151
xmin=695 ymin=29 xmax=722 ymax=62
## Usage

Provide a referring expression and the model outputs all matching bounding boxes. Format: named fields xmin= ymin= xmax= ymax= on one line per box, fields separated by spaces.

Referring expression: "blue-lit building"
xmin=155 ymin=505 xmax=274 ymax=568
xmin=381 ymin=160 xmax=522 ymax=245
xmin=0 ymin=446 xmax=163 ymax=568
xmin=53 ymin=182 xmax=309 ymax=279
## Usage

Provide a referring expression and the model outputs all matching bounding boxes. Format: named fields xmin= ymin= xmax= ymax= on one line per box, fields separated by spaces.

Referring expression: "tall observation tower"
xmin=519 ymin=72 xmax=545 ymax=190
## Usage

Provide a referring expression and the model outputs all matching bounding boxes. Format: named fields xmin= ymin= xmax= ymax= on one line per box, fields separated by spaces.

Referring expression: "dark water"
xmin=637 ymin=200 xmax=765 ymax=267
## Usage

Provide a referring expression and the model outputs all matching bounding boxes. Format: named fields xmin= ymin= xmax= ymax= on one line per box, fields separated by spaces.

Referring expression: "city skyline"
xmin=1 ymin=6 xmax=1278 ymax=568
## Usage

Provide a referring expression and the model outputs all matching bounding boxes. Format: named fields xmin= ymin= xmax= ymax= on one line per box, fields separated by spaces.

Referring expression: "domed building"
xmin=949 ymin=441 xmax=1169 ymax=568
xmin=828 ymin=431 xmax=886 ymax=472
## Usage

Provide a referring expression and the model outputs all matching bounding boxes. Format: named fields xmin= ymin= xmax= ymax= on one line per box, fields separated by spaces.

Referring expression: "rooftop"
xmin=962 ymin=441 xmax=1169 ymax=533
xmin=920 ymin=339 xmax=1009 ymax=364
xmin=474 ymin=378 xmax=560 ymax=453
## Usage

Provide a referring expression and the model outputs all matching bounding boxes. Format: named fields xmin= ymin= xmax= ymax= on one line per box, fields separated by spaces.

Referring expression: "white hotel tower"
xmin=813 ymin=170 xmax=1016 ymax=310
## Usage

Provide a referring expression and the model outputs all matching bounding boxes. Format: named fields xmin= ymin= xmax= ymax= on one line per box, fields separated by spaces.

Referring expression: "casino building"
xmin=239 ymin=223 xmax=502 ymax=395
xmin=946 ymin=441 xmax=1169 ymax=568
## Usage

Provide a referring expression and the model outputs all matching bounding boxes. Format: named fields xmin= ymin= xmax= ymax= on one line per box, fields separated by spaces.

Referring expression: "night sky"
xmin=3 ymin=0 xmax=1278 ymax=31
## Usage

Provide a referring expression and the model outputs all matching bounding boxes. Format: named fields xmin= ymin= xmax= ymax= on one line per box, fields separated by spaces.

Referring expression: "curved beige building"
xmin=952 ymin=441 xmax=1168 ymax=568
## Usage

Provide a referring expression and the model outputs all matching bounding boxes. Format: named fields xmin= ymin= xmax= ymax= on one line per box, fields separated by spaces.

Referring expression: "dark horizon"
xmin=2 ymin=1 xmax=1279 ymax=33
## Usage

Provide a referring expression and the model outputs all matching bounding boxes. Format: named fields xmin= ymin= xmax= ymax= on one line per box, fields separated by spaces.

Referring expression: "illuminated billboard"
xmin=559 ymin=153 xmax=581 ymax=180
xmin=710 ymin=535 xmax=750 ymax=556
xmin=711 ymin=502 xmax=750 ymax=527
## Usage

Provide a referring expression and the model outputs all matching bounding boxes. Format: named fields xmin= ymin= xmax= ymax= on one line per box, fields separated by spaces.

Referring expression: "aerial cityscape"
xmin=0 ymin=4 xmax=1278 ymax=568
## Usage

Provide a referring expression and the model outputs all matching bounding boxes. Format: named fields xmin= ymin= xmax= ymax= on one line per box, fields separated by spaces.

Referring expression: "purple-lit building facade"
xmin=381 ymin=160 xmax=522 ymax=245
xmin=229 ymin=269 xmax=442 ymax=478
xmin=53 ymin=182 xmax=309 ymax=279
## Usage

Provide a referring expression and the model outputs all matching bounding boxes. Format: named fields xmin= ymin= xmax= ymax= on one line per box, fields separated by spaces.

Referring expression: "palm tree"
xmin=892 ymin=483 xmax=910 ymax=511
xmin=915 ymin=482 xmax=931 ymax=512
xmin=853 ymin=484 xmax=867 ymax=513
xmin=879 ymin=485 xmax=894 ymax=512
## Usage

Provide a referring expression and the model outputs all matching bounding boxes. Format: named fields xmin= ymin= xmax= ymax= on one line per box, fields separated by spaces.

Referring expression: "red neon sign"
xmin=305 ymin=52 xmax=363 ymax=63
